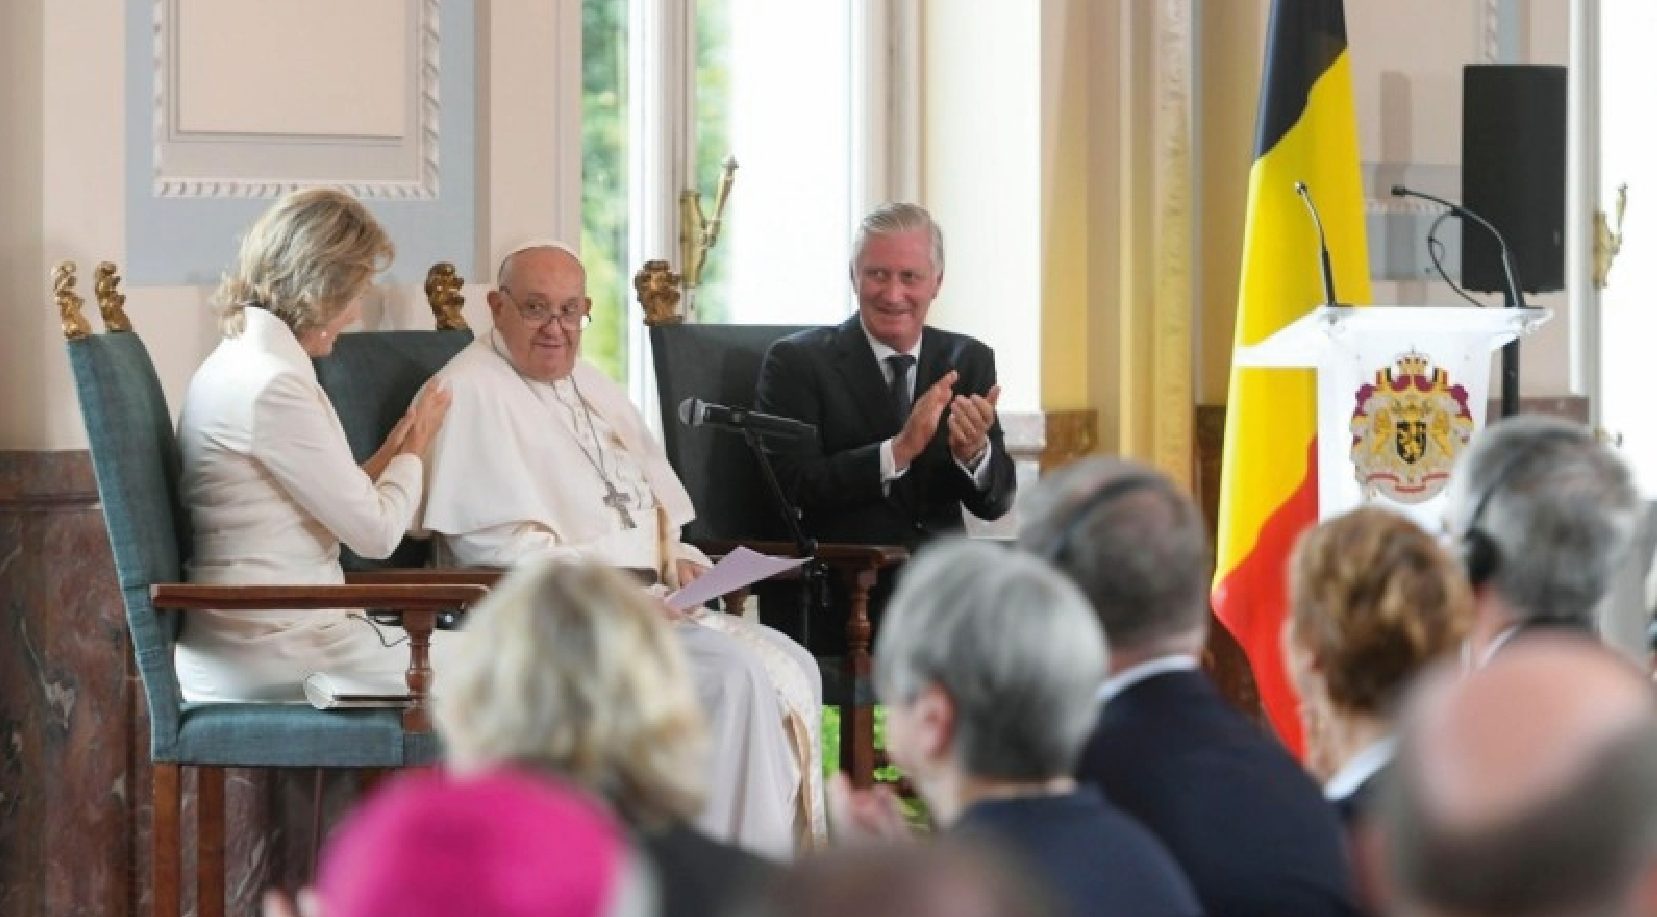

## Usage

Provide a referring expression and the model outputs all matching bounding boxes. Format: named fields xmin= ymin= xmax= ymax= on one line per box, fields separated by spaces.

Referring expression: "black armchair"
xmin=649 ymin=321 xmax=908 ymax=787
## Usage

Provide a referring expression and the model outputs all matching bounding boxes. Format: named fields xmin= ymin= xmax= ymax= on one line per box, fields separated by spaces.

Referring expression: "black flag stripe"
xmin=1254 ymin=0 xmax=1350 ymax=159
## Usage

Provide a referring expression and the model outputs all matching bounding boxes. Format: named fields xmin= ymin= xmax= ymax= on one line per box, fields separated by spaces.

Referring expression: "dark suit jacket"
xmin=1076 ymin=670 xmax=1358 ymax=917
xmin=953 ymin=789 xmax=1205 ymax=917
xmin=754 ymin=316 xmax=1016 ymax=547
xmin=638 ymin=821 xmax=776 ymax=917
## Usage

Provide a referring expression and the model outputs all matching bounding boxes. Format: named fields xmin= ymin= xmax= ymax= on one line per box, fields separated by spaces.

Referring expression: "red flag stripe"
xmin=1212 ymin=438 xmax=1319 ymax=751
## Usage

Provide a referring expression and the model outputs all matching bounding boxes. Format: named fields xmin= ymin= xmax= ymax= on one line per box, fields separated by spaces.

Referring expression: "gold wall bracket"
xmin=677 ymin=154 xmax=740 ymax=308
xmin=1594 ymin=183 xmax=1627 ymax=291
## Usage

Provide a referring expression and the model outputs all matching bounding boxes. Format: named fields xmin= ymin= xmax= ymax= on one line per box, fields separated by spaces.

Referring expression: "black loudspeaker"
xmin=1461 ymin=65 xmax=1567 ymax=294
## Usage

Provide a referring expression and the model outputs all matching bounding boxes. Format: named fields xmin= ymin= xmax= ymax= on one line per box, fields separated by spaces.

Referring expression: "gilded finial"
xmin=55 ymin=261 xmax=92 ymax=341
xmin=424 ymin=262 xmax=469 ymax=331
xmin=635 ymin=260 xmax=683 ymax=326
xmin=93 ymin=261 xmax=133 ymax=332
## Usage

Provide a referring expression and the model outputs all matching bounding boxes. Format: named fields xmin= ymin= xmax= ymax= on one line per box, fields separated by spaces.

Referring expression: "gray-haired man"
xmin=834 ymin=539 xmax=1201 ymax=917
xmin=1444 ymin=414 xmax=1641 ymax=665
xmin=1019 ymin=457 xmax=1356 ymax=917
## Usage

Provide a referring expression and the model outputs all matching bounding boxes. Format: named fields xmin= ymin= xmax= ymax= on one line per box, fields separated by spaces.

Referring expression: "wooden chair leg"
xmin=152 ymin=763 xmax=181 ymax=917
xmin=310 ymin=768 xmax=326 ymax=881
xmin=196 ymin=766 xmax=225 ymax=917
xmin=401 ymin=608 xmax=437 ymax=732
xmin=843 ymin=568 xmax=878 ymax=788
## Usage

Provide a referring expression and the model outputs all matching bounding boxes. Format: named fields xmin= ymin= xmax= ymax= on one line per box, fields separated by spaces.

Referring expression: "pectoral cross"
xmin=601 ymin=478 xmax=637 ymax=529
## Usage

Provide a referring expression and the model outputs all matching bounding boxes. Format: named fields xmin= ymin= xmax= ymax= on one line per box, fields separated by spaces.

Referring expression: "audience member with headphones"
xmin=1447 ymin=415 xmax=1641 ymax=667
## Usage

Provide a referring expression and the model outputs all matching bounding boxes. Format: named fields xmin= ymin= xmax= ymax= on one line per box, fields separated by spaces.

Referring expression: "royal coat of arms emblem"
xmin=1349 ymin=352 xmax=1474 ymax=504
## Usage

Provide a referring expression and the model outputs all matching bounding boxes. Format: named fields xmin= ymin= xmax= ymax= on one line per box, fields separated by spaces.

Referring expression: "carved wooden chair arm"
xmin=149 ymin=582 xmax=490 ymax=732
xmin=344 ymin=569 xmax=503 ymax=588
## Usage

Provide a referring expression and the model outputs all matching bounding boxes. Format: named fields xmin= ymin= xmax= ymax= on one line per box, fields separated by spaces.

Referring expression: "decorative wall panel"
xmin=126 ymin=0 xmax=477 ymax=286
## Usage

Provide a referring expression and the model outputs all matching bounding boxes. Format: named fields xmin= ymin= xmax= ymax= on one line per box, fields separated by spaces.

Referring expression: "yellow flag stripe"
xmin=1214 ymin=50 xmax=1371 ymax=580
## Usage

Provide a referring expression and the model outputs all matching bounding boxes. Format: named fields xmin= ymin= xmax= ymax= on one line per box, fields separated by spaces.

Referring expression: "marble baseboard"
xmin=0 ymin=451 xmax=346 ymax=916
xmin=0 ymin=451 xmax=136 ymax=916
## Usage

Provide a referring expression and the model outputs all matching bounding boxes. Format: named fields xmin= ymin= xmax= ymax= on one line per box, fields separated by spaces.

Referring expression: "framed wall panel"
xmin=125 ymin=0 xmax=477 ymax=286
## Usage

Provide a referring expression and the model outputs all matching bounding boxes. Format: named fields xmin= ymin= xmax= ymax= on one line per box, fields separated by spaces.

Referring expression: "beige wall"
xmin=0 ymin=0 xmax=1585 ymax=451
xmin=0 ymin=0 xmax=45 ymax=449
xmin=0 ymin=0 xmax=578 ymax=451
xmin=921 ymin=0 xmax=1043 ymax=414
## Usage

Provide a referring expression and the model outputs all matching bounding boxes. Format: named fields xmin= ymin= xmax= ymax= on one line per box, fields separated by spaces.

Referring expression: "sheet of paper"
xmin=667 ymin=546 xmax=808 ymax=611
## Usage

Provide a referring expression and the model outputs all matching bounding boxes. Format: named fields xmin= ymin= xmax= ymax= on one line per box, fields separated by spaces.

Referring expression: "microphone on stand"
xmin=678 ymin=397 xmax=817 ymax=441
xmin=1294 ymin=181 xmax=1342 ymax=307
xmin=1389 ymin=184 xmax=1527 ymax=310
xmin=1390 ymin=184 xmax=1526 ymax=418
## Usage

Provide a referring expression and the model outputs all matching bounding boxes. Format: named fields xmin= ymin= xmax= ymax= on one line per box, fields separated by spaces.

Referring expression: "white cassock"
xmin=419 ymin=332 xmax=825 ymax=858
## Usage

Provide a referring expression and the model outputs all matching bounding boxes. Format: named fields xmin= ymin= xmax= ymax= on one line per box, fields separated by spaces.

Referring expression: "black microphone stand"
xmin=1391 ymin=185 xmax=1525 ymax=418
xmin=742 ymin=427 xmax=829 ymax=642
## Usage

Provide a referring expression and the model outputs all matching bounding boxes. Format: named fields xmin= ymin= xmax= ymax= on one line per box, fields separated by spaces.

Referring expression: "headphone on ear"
xmin=1458 ymin=427 xmax=1592 ymax=586
xmin=1042 ymin=473 xmax=1164 ymax=564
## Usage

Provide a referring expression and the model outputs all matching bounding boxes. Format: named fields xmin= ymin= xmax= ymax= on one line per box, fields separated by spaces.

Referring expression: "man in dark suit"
xmin=754 ymin=203 xmax=1016 ymax=549
xmin=1020 ymin=458 xmax=1358 ymax=917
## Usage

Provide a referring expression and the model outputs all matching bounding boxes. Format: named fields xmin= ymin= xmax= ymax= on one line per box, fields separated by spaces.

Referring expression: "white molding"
xmin=1568 ymin=0 xmax=1599 ymax=404
xmin=1150 ymin=0 xmax=1196 ymax=486
xmin=151 ymin=0 xmax=441 ymax=199
xmin=1478 ymin=0 xmax=1501 ymax=63
xmin=548 ymin=0 xmax=583 ymax=246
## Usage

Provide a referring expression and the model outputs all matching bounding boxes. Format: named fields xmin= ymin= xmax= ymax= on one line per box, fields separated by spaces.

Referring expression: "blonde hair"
xmin=436 ymin=561 xmax=708 ymax=827
xmin=215 ymin=187 xmax=393 ymax=336
xmin=1289 ymin=506 xmax=1472 ymax=715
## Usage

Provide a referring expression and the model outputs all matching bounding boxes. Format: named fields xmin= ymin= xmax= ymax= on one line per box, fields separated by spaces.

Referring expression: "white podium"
xmin=1236 ymin=305 xmax=1551 ymax=532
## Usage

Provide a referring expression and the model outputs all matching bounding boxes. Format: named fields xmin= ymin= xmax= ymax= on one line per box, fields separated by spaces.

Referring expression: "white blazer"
xmin=173 ymin=307 xmax=428 ymax=703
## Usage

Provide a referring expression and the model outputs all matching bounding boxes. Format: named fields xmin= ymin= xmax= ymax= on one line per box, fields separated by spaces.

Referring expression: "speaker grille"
xmin=1461 ymin=64 xmax=1567 ymax=294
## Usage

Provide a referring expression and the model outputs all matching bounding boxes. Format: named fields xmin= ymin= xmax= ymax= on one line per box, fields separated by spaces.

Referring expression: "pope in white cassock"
xmin=418 ymin=242 xmax=824 ymax=858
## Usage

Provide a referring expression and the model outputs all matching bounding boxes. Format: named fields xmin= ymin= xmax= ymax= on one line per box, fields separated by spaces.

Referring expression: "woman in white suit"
xmin=174 ymin=188 xmax=452 ymax=703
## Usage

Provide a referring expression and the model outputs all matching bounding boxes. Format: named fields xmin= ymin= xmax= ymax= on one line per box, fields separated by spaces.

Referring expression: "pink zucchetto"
xmin=316 ymin=768 xmax=641 ymax=917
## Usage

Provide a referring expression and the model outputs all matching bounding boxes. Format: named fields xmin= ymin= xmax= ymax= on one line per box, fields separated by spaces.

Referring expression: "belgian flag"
xmin=1213 ymin=0 xmax=1371 ymax=755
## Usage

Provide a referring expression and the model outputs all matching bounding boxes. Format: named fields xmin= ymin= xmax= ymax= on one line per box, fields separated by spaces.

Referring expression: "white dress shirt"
xmin=859 ymin=320 xmax=995 ymax=489
xmin=1324 ymin=736 xmax=1396 ymax=804
xmin=1097 ymin=653 xmax=1202 ymax=704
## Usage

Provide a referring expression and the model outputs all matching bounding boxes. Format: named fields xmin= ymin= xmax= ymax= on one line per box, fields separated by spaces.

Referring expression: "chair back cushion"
xmin=650 ymin=323 xmax=810 ymax=542
xmin=67 ymin=332 xmax=189 ymax=746
xmin=313 ymin=329 xmax=474 ymax=570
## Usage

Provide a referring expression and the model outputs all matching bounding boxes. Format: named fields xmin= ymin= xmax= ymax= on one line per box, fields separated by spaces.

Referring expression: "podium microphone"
xmin=1294 ymin=181 xmax=1341 ymax=307
xmin=678 ymin=397 xmax=816 ymax=441
xmin=1389 ymin=184 xmax=1527 ymax=310
xmin=1390 ymin=184 xmax=1525 ymax=419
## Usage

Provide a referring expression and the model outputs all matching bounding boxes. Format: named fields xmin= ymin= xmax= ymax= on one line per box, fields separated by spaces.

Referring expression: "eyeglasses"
xmin=499 ymin=286 xmax=592 ymax=330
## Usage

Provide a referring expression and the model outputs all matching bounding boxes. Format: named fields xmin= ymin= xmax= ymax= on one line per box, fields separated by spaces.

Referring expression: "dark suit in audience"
xmin=1078 ymin=669 xmax=1357 ymax=917
xmin=639 ymin=822 xmax=776 ymax=917
xmin=954 ymin=788 xmax=1203 ymax=917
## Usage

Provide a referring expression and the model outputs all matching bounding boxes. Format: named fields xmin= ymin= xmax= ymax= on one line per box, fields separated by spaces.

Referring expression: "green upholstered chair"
xmin=61 ymin=261 xmax=485 ymax=917
xmin=648 ymin=320 xmax=908 ymax=787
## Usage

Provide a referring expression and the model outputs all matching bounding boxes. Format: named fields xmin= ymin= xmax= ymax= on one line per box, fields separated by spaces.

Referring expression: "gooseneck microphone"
xmin=1294 ymin=181 xmax=1341 ymax=307
xmin=1389 ymin=184 xmax=1527 ymax=310
xmin=1392 ymin=184 xmax=1525 ymax=419
xmin=678 ymin=397 xmax=817 ymax=441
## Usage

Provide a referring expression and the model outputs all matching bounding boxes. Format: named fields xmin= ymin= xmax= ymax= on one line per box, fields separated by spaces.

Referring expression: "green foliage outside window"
xmin=581 ymin=0 xmax=628 ymax=380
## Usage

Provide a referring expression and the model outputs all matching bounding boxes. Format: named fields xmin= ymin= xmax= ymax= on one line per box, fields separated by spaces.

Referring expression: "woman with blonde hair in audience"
xmin=175 ymin=187 xmax=453 ymax=703
xmin=1286 ymin=505 xmax=1472 ymax=825
xmin=437 ymin=559 xmax=775 ymax=917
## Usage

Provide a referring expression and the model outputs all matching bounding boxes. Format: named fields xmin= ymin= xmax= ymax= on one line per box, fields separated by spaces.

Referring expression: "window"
xmin=691 ymin=0 xmax=854 ymax=326
xmin=581 ymin=0 xmax=877 ymax=391
xmin=581 ymin=0 xmax=631 ymax=381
